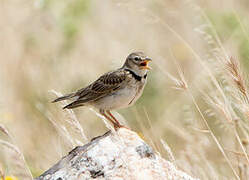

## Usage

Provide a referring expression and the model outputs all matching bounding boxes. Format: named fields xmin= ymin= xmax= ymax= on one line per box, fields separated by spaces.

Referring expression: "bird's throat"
xmin=124 ymin=69 xmax=147 ymax=81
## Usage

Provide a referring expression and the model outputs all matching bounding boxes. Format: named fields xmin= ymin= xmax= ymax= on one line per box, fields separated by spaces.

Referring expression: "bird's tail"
xmin=52 ymin=93 xmax=76 ymax=103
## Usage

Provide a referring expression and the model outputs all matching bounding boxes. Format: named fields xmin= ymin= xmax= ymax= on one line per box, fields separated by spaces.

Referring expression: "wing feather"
xmin=63 ymin=69 xmax=127 ymax=109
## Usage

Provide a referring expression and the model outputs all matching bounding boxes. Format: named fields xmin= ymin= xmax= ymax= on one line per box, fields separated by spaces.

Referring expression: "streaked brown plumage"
xmin=52 ymin=52 xmax=152 ymax=129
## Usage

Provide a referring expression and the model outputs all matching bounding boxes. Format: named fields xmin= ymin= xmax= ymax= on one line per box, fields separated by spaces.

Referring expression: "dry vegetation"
xmin=1 ymin=0 xmax=249 ymax=179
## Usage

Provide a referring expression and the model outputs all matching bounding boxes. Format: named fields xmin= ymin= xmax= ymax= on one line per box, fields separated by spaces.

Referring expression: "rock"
xmin=35 ymin=128 xmax=197 ymax=180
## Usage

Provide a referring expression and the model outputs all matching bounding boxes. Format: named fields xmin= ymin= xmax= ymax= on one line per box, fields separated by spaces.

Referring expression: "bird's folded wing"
xmin=64 ymin=70 xmax=127 ymax=109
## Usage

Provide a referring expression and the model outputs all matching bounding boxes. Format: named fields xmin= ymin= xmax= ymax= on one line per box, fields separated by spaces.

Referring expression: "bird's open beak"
xmin=140 ymin=58 xmax=152 ymax=70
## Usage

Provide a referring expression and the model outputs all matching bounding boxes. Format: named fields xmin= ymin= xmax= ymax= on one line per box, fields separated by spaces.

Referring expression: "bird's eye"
xmin=134 ymin=57 xmax=140 ymax=61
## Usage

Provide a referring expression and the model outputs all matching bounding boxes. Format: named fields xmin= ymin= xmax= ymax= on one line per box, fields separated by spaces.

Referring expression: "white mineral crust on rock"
xmin=35 ymin=128 xmax=198 ymax=180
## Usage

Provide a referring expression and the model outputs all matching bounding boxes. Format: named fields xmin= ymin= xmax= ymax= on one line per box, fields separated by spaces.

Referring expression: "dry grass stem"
xmin=160 ymin=139 xmax=176 ymax=165
xmin=1 ymin=0 xmax=249 ymax=178
xmin=46 ymin=112 xmax=76 ymax=148
xmin=0 ymin=140 xmax=33 ymax=179
xmin=50 ymin=90 xmax=88 ymax=142
xmin=89 ymin=108 xmax=114 ymax=131
xmin=0 ymin=125 xmax=10 ymax=137
xmin=189 ymin=92 xmax=240 ymax=179
xmin=226 ymin=57 xmax=249 ymax=102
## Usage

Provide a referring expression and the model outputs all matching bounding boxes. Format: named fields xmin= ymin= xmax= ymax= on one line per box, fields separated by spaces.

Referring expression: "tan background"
xmin=1 ymin=0 xmax=249 ymax=178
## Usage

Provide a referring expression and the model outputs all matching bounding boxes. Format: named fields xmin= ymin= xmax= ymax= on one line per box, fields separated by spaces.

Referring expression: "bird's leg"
xmin=106 ymin=110 xmax=122 ymax=128
xmin=100 ymin=110 xmax=119 ymax=129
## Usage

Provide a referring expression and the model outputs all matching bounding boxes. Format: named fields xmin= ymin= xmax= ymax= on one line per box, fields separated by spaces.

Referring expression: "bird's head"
xmin=123 ymin=52 xmax=152 ymax=76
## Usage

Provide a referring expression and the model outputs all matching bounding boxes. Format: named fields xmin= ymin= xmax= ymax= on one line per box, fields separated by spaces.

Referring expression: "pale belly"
xmin=92 ymin=84 xmax=143 ymax=110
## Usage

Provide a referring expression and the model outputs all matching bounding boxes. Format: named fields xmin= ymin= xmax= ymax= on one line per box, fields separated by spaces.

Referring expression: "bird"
xmin=52 ymin=52 xmax=152 ymax=129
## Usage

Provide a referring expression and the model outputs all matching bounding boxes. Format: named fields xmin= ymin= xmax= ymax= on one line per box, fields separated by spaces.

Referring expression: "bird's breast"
xmin=93 ymin=79 xmax=146 ymax=110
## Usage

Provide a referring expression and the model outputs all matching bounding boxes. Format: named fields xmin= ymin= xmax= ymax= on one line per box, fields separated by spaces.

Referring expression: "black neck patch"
xmin=125 ymin=69 xmax=147 ymax=81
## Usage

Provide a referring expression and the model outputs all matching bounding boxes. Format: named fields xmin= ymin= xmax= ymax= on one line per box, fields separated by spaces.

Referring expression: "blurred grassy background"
xmin=1 ymin=0 xmax=249 ymax=179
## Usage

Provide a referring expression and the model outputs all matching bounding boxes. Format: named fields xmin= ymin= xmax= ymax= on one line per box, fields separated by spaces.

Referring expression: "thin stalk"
xmin=233 ymin=125 xmax=249 ymax=165
xmin=188 ymin=91 xmax=240 ymax=180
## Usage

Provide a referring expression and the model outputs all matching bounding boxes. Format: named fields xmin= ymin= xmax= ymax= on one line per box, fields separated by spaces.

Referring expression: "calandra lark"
xmin=52 ymin=52 xmax=152 ymax=129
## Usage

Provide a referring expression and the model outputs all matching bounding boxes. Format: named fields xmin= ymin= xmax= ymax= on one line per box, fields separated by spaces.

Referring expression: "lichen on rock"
xmin=35 ymin=128 xmax=198 ymax=180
